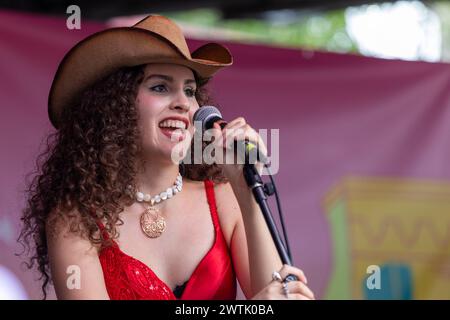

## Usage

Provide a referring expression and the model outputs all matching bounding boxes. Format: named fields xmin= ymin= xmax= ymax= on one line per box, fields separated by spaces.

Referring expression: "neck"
xmin=135 ymin=158 xmax=180 ymax=195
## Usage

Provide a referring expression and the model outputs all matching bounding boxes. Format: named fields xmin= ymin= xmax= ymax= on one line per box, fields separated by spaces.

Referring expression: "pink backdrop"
xmin=1 ymin=10 xmax=450 ymax=299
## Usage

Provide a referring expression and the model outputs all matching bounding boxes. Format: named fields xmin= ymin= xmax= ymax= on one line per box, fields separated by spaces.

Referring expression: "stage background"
xmin=1 ymin=10 xmax=449 ymax=299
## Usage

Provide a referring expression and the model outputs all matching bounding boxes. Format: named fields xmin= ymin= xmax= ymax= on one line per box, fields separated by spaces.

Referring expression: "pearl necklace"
xmin=129 ymin=173 xmax=183 ymax=238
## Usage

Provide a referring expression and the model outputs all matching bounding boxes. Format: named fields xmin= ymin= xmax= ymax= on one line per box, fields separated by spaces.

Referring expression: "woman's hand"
xmin=251 ymin=264 xmax=315 ymax=300
xmin=212 ymin=117 xmax=267 ymax=183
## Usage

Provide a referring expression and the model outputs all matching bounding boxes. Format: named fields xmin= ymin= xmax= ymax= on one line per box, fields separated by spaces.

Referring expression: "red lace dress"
xmin=96 ymin=179 xmax=237 ymax=300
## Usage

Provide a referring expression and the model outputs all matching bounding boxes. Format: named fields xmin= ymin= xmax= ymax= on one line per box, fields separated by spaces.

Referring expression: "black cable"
xmin=264 ymin=163 xmax=293 ymax=262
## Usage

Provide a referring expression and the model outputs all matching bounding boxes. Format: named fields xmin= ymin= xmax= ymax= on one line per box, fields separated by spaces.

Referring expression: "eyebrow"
xmin=144 ymin=74 xmax=196 ymax=85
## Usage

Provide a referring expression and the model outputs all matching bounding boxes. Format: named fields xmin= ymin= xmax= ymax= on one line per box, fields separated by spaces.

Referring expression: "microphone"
xmin=193 ymin=106 xmax=269 ymax=165
xmin=195 ymin=106 xmax=299 ymax=284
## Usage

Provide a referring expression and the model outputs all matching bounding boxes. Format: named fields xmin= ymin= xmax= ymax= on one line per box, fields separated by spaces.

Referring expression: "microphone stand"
xmin=242 ymin=162 xmax=298 ymax=282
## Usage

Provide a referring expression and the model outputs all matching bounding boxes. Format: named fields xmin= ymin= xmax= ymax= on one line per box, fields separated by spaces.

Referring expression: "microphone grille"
xmin=193 ymin=106 xmax=222 ymax=130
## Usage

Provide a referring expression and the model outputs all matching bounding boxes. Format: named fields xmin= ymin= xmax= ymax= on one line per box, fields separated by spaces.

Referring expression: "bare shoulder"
xmin=46 ymin=208 xmax=80 ymax=244
xmin=213 ymin=181 xmax=240 ymax=213
xmin=46 ymin=208 xmax=109 ymax=299
xmin=46 ymin=208 xmax=99 ymax=252
xmin=182 ymin=178 xmax=240 ymax=247
xmin=211 ymin=181 xmax=241 ymax=247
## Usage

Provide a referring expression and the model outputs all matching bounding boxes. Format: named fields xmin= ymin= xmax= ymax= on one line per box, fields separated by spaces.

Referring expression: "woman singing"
xmin=19 ymin=15 xmax=314 ymax=300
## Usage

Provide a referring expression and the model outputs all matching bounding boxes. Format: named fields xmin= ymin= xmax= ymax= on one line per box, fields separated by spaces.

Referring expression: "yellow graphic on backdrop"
xmin=323 ymin=176 xmax=450 ymax=299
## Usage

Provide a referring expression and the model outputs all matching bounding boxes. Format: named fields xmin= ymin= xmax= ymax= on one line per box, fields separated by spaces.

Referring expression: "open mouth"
xmin=158 ymin=119 xmax=188 ymax=141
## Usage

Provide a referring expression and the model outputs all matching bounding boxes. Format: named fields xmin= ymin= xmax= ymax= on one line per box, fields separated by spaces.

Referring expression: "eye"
xmin=150 ymin=84 xmax=167 ymax=93
xmin=185 ymin=87 xmax=196 ymax=97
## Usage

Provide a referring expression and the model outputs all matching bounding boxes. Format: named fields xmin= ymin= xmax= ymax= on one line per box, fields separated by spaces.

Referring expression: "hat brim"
xmin=48 ymin=27 xmax=232 ymax=128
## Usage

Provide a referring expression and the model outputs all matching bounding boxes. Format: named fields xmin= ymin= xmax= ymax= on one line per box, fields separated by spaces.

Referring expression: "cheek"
xmin=135 ymin=97 xmax=161 ymax=144
xmin=136 ymin=92 xmax=164 ymax=125
xmin=136 ymin=93 xmax=158 ymax=116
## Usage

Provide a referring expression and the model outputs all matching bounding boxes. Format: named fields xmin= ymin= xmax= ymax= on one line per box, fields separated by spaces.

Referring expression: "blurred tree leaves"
xmin=164 ymin=2 xmax=450 ymax=62
xmin=432 ymin=1 xmax=450 ymax=61
xmin=164 ymin=8 xmax=358 ymax=52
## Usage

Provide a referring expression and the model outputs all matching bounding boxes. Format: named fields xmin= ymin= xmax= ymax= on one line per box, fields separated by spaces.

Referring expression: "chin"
xmin=160 ymin=145 xmax=186 ymax=165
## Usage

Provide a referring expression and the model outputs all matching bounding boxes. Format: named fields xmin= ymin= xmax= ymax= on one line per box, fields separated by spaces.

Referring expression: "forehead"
xmin=143 ymin=63 xmax=195 ymax=79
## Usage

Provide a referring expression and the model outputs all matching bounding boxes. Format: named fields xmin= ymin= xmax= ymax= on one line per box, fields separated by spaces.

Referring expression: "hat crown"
xmin=133 ymin=15 xmax=191 ymax=58
xmin=48 ymin=14 xmax=232 ymax=129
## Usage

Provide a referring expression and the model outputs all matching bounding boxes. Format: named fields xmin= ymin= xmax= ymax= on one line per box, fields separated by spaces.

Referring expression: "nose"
xmin=169 ymin=90 xmax=190 ymax=112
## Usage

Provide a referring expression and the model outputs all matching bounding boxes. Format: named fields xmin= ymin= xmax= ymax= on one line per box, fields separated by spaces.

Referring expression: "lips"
xmin=158 ymin=116 xmax=189 ymax=142
xmin=158 ymin=116 xmax=189 ymax=130
xmin=159 ymin=127 xmax=186 ymax=142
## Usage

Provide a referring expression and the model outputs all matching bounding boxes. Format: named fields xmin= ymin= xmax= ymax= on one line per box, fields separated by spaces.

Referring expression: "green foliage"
xmin=432 ymin=1 xmax=450 ymax=61
xmin=163 ymin=8 xmax=358 ymax=52
xmin=164 ymin=3 xmax=450 ymax=61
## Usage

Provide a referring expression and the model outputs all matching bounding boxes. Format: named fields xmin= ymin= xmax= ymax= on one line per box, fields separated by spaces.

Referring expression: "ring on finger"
xmin=272 ymin=271 xmax=282 ymax=282
xmin=282 ymin=281 xmax=289 ymax=297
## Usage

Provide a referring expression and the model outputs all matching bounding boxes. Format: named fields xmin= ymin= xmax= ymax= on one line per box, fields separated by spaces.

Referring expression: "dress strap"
xmin=90 ymin=210 xmax=110 ymax=241
xmin=203 ymin=179 xmax=220 ymax=229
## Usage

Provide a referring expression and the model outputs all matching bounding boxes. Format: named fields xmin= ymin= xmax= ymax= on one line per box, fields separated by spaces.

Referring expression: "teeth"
xmin=159 ymin=119 xmax=187 ymax=130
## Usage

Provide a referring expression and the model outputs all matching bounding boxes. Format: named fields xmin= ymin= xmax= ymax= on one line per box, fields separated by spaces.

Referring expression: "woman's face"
xmin=136 ymin=63 xmax=199 ymax=162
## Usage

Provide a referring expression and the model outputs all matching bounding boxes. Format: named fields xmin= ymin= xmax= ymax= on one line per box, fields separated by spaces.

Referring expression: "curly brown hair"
xmin=18 ymin=64 xmax=226 ymax=299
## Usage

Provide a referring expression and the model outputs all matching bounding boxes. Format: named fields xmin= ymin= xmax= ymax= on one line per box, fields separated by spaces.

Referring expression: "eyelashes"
xmin=149 ymin=84 xmax=196 ymax=97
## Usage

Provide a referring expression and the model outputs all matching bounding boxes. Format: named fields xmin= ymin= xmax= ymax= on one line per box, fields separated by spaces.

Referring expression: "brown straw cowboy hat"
xmin=48 ymin=14 xmax=233 ymax=129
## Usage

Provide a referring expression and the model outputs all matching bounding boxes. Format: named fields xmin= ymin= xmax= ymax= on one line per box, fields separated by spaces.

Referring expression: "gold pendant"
xmin=140 ymin=206 xmax=166 ymax=238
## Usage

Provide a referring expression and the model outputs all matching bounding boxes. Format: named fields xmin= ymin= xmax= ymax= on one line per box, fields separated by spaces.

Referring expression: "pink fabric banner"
xmin=1 ymin=10 xmax=449 ymax=299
